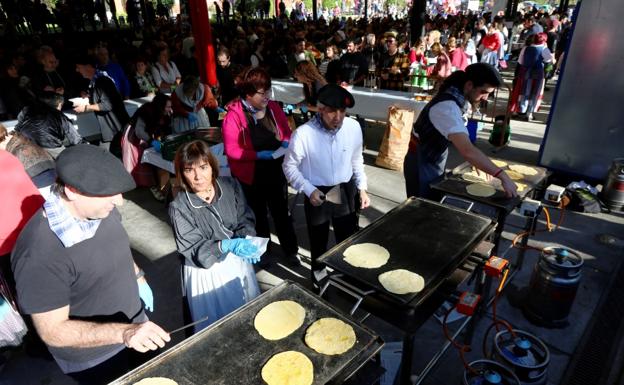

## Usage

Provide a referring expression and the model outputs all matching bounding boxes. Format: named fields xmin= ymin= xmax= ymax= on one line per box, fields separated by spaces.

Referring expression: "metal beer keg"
xmin=602 ymin=158 xmax=624 ymax=211
xmin=463 ymin=360 xmax=521 ymax=385
xmin=523 ymin=247 xmax=583 ymax=327
xmin=492 ymin=330 xmax=550 ymax=385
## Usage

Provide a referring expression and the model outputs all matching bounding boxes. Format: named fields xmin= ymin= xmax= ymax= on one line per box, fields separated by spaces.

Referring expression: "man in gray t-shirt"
xmin=12 ymin=145 xmax=170 ymax=384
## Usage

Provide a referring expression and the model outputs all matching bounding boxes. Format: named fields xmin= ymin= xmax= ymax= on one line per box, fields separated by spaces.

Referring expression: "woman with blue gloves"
xmin=169 ymin=140 xmax=261 ymax=333
xmin=171 ymin=75 xmax=218 ymax=133
xmin=222 ymin=68 xmax=300 ymax=266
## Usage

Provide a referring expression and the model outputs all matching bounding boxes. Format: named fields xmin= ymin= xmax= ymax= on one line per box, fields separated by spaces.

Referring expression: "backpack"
xmin=565 ymin=188 xmax=610 ymax=214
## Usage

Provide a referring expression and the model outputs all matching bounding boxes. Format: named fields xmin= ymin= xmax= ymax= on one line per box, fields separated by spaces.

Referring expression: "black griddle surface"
xmin=110 ymin=281 xmax=382 ymax=385
xmin=318 ymin=197 xmax=495 ymax=306
xmin=431 ymin=161 xmax=550 ymax=212
xmin=431 ymin=178 xmax=522 ymax=212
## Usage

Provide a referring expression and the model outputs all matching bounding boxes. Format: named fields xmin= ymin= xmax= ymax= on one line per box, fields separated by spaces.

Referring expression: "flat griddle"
xmin=430 ymin=160 xmax=549 ymax=212
xmin=109 ymin=281 xmax=383 ymax=385
xmin=317 ymin=197 xmax=496 ymax=307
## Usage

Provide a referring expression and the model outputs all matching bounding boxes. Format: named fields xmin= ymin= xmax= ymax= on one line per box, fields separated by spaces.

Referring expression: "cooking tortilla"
xmin=492 ymin=159 xmax=508 ymax=167
xmin=261 ymin=351 xmax=314 ymax=385
xmin=133 ymin=378 xmax=178 ymax=385
xmin=304 ymin=318 xmax=356 ymax=355
xmin=343 ymin=243 xmax=390 ymax=269
xmin=466 ymin=183 xmax=497 ymax=197
xmin=461 ymin=170 xmax=489 ymax=183
xmin=254 ymin=301 xmax=306 ymax=340
xmin=505 ymin=170 xmax=524 ymax=180
xmin=508 ymin=164 xmax=538 ymax=176
xmin=378 ymin=269 xmax=425 ymax=295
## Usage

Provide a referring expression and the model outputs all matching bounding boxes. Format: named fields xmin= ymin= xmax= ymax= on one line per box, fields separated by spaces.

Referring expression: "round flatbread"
xmin=515 ymin=182 xmax=527 ymax=192
xmin=254 ymin=301 xmax=306 ymax=340
xmin=304 ymin=318 xmax=357 ymax=355
xmin=343 ymin=243 xmax=390 ymax=269
xmin=378 ymin=269 xmax=425 ymax=295
xmin=505 ymin=170 xmax=524 ymax=180
xmin=508 ymin=164 xmax=538 ymax=176
xmin=492 ymin=159 xmax=508 ymax=168
xmin=461 ymin=170 xmax=489 ymax=183
xmin=133 ymin=378 xmax=178 ymax=385
xmin=466 ymin=183 xmax=497 ymax=197
xmin=261 ymin=351 xmax=314 ymax=385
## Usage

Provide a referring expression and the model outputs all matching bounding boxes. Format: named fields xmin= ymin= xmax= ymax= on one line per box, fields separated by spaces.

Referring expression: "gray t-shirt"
xmin=12 ymin=208 xmax=147 ymax=373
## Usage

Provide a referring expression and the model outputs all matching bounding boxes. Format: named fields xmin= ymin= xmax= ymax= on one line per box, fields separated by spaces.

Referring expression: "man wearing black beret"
xmin=283 ymin=84 xmax=371 ymax=289
xmin=11 ymin=145 xmax=170 ymax=384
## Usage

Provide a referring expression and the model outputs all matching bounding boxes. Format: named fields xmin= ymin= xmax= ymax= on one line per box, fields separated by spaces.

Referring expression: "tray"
xmin=317 ymin=197 xmax=496 ymax=307
xmin=109 ymin=281 xmax=383 ymax=385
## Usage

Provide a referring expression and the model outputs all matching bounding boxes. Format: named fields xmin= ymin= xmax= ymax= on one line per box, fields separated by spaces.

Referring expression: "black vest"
xmin=413 ymin=90 xmax=465 ymax=163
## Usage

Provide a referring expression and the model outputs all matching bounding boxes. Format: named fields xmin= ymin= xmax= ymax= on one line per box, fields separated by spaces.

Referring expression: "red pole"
xmin=190 ymin=0 xmax=217 ymax=86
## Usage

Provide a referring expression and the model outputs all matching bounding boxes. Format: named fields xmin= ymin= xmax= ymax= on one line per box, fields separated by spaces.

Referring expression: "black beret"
xmin=56 ymin=144 xmax=136 ymax=196
xmin=317 ymin=84 xmax=355 ymax=109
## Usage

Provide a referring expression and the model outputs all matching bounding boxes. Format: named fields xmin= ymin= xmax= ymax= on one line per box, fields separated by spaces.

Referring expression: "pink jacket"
xmin=222 ymin=99 xmax=292 ymax=185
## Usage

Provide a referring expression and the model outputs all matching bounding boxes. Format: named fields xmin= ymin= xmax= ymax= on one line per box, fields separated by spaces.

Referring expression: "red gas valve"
xmin=485 ymin=256 xmax=509 ymax=277
xmin=457 ymin=292 xmax=481 ymax=316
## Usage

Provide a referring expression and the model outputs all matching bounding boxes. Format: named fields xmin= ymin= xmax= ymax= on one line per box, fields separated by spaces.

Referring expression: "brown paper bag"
xmin=375 ymin=106 xmax=415 ymax=171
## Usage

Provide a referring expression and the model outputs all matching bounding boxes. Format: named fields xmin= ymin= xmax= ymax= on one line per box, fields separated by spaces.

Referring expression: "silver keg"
xmin=463 ymin=359 xmax=521 ymax=385
xmin=492 ymin=330 xmax=550 ymax=385
xmin=523 ymin=247 xmax=583 ymax=327
xmin=602 ymin=158 xmax=624 ymax=211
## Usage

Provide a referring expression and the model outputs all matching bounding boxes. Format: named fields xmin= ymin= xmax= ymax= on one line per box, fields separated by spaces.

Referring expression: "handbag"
xmin=498 ymin=58 xmax=508 ymax=69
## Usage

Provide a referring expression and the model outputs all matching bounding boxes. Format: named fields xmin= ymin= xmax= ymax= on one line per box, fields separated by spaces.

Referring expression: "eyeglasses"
xmin=255 ymin=89 xmax=271 ymax=99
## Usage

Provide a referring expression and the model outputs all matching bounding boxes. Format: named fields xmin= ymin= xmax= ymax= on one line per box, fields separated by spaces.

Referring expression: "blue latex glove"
xmin=138 ymin=281 xmax=154 ymax=312
xmin=257 ymin=150 xmax=274 ymax=160
xmin=187 ymin=112 xmax=199 ymax=125
xmin=300 ymin=105 xmax=308 ymax=114
xmin=221 ymin=238 xmax=259 ymax=263
xmin=0 ymin=297 xmax=12 ymax=318
xmin=151 ymin=139 xmax=162 ymax=153
xmin=216 ymin=106 xmax=226 ymax=113
xmin=281 ymin=140 xmax=289 ymax=149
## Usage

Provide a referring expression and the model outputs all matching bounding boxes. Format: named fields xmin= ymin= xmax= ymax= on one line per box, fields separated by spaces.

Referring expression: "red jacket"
xmin=0 ymin=150 xmax=44 ymax=255
xmin=481 ymin=33 xmax=502 ymax=52
xmin=222 ymin=99 xmax=292 ymax=185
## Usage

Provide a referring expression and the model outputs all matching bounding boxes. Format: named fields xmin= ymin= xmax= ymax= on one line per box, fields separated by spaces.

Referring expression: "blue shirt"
xmin=99 ymin=62 xmax=130 ymax=98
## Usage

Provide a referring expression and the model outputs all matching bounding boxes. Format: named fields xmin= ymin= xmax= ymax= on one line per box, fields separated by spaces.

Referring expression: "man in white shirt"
xmin=404 ymin=63 xmax=518 ymax=199
xmin=283 ymin=84 xmax=370 ymax=287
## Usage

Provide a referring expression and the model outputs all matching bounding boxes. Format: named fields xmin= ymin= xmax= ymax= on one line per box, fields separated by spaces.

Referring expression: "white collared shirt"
xmin=283 ymin=115 xmax=368 ymax=197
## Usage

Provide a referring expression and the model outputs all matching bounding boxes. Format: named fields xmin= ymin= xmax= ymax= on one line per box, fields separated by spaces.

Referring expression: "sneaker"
xmin=150 ymin=186 xmax=166 ymax=202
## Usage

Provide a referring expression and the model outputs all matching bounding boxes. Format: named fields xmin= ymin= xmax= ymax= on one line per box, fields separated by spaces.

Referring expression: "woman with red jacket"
xmin=222 ymin=68 xmax=299 ymax=266
xmin=480 ymin=24 xmax=503 ymax=68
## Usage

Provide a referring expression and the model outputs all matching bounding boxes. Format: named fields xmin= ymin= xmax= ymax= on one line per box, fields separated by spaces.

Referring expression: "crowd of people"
xmin=0 ymin=2 xmax=574 ymax=384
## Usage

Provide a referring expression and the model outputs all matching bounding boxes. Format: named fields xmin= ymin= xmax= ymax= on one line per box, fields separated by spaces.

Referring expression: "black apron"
xmin=247 ymin=111 xmax=285 ymax=186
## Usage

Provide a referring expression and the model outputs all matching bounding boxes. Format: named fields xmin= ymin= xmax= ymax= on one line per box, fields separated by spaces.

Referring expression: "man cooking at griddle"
xmin=403 ymin=63 xmax=518 ymax=199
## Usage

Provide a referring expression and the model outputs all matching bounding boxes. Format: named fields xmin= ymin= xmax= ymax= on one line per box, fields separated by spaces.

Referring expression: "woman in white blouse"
xmin=151 ymin=46 xmax=182 ymax=93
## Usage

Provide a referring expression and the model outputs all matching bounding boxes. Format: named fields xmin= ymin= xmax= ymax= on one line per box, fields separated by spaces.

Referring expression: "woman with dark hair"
xmin=121 ymin=93 xmax=173 ymax=201
xmin=171 ymin=75 xmax=218 ymax=133
xmin=222 ymin=67 xmax=299 ymax=266
xmin=130 ymin=57 xmax=158 ymax=98
xmin=293 ymin=60 xmax=327 ymax=108
xmin=168 ymin=140 xmax=260 ymax=333
xmin=403 ymin=63 xmax=518 ymax=199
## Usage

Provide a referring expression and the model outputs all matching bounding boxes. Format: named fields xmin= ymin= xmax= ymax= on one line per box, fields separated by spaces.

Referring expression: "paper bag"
xmin=375 ymin=106 xmax=415 ymax=171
